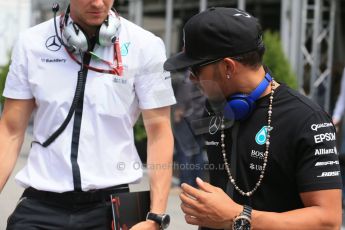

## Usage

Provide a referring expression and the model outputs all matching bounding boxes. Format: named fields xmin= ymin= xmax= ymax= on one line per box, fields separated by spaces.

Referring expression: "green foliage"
xmin=134 ymin=116 xmax=147 ymax=142
xmin=263 ymin=30 xmax=298 ymax=89
xmin=0 ymin=61 xmax=10 ymax=106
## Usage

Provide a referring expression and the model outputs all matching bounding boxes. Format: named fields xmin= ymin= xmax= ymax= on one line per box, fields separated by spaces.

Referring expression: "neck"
xmin=228 ymin=66 xmax=279 ymax=98
xmin=69 ymin=14 xmax=98 ymax=38
xmin=81 ymin=25 xmax=98 ymax=38
xmin=236 ymin=66 xmax=266 ymax=94
xmin=76 ymin=23 xmax=98 ymax=38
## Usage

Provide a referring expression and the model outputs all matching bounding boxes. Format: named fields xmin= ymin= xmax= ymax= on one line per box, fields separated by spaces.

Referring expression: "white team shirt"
xmin=3 ymin=15 xmax=176 ymax=192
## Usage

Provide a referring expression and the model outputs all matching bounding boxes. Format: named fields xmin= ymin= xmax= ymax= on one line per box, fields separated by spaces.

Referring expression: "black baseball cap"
xmin=164 ymin=7 xmax=263 ymax=72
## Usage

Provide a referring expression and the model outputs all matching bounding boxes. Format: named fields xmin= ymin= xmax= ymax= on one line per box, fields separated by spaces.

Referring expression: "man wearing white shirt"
xmin=0 ymin=0 xmax=175 ymax=229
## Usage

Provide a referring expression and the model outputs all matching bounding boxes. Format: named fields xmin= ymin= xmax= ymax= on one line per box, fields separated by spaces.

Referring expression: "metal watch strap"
xmin=242 ymin=205 xmax=252 ymax=219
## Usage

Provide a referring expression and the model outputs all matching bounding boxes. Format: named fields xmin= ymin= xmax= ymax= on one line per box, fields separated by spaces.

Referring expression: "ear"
xmin=223 ymin=58 xmax=237 ymax=77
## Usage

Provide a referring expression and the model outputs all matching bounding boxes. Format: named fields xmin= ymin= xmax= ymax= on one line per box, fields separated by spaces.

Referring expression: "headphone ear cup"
xmin=62 ymin=22 xmax=89 ymax=53
xmin=98 ymin=14 xmax=121 ymax=47
xmin=224 ymin=94 xmax=256 ymax=120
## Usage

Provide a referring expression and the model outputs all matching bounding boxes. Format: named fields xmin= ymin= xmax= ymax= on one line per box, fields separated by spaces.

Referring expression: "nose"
xmin=91 ymin=0 xmax=104 ymax=8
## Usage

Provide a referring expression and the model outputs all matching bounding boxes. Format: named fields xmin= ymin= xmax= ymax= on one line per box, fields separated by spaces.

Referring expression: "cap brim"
xmin=164 ymin=52 xmax=206 ymax=72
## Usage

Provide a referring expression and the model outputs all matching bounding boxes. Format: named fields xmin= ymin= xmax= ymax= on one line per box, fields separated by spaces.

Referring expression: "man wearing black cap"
xmin=165 ymin=7 xmax=342 ymax=230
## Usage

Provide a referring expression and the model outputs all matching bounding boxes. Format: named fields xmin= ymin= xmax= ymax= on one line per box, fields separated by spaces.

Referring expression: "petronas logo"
xmin=255 ymin=126 xmax=273 ymax=145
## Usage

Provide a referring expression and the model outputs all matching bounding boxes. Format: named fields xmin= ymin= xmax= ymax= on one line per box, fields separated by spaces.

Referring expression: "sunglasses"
xmin=188 ymin=58 xmax=223 ymax=78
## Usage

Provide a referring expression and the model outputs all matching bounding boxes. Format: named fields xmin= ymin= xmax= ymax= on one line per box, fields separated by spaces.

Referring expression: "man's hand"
xmin=130 ymin=220 xmax=159 ymax=230
xmin=180 ymin=177 xmax=242 ymax=229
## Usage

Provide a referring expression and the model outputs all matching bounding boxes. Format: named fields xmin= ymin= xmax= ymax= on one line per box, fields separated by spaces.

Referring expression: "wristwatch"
xmin=232 ymin=205 xmax=252 ymax=230
xmin=146 ymin=212 xmax=170 ymax=229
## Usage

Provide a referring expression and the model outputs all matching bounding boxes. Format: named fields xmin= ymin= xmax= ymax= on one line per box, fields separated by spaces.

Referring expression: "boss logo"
xmin=317 ymin=171 xmax=340 ymax=178
xmin=250 ymin=150 xmax=264 ymax=159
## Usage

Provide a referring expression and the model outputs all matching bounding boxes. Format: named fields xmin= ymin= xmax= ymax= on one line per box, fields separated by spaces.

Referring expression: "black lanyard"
xmin=31 ymin=49 xmax=94 ymax=191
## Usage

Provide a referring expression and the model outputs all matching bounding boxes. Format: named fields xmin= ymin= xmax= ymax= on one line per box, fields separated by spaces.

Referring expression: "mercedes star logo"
xmin=209 ymin=116 xmax=222 ymax=135
xmin=45 ymin=35 xmax=62 ymax=52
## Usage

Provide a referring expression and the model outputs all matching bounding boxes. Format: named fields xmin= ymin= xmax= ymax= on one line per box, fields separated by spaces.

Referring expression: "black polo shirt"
xmin=205 ymin=84 xmax=342 ymax=212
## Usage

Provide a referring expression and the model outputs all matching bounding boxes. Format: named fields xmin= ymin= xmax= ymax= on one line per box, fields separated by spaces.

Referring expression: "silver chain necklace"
xmin=220 ymin=79 xmax=275 ymax=197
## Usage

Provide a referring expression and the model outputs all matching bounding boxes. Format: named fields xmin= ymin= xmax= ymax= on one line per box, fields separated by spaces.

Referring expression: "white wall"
xmin=0 ymin=0 xmax=31 ymax=66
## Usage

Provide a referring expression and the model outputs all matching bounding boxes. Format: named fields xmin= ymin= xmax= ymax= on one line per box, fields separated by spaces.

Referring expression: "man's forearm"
xmin=0 ymin=127 xmax=24 ymax=192
xmin=251 ymin=189 xmax=342 ymax=230
xmin=0 ymin=99 xmax=35 ymax=192
xmin=146 ymin=129 xmax=174 ymax=214
xmin=251 ymin=205 xmax=342 ymax=230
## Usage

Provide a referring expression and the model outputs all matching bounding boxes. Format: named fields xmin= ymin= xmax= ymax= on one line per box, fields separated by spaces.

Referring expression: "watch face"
xmin=233 ymin=217 xmax=251 ymax=230
xmin=161 ymin=214 xmax=170 ymax=229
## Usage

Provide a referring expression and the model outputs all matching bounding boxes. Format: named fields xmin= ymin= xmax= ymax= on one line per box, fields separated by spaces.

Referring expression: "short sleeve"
xmin=3 ymin=33 xmax=33 ymax=99
xmin=296 ymin=111 xmax=342 ymax=192
xmin=134 ymin=36 xmax=176 ymax=109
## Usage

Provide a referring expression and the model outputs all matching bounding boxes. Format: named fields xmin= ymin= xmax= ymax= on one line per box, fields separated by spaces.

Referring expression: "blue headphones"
xmin=224 ymin=73 xmax=272 ymax=121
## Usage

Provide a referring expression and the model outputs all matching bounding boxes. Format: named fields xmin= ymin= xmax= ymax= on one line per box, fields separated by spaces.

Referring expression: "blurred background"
xmin=1 ymin=0 xmax=345 ymax=229
xmin=1 ymin=0 xmax=345 ymax=109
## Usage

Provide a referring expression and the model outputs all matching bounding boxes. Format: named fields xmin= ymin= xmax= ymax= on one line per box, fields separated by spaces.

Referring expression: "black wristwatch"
xmin=232 ymin=205 xmax=252 ymax=230
xmin=146 ymin=212 xmax=170 ymax=229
